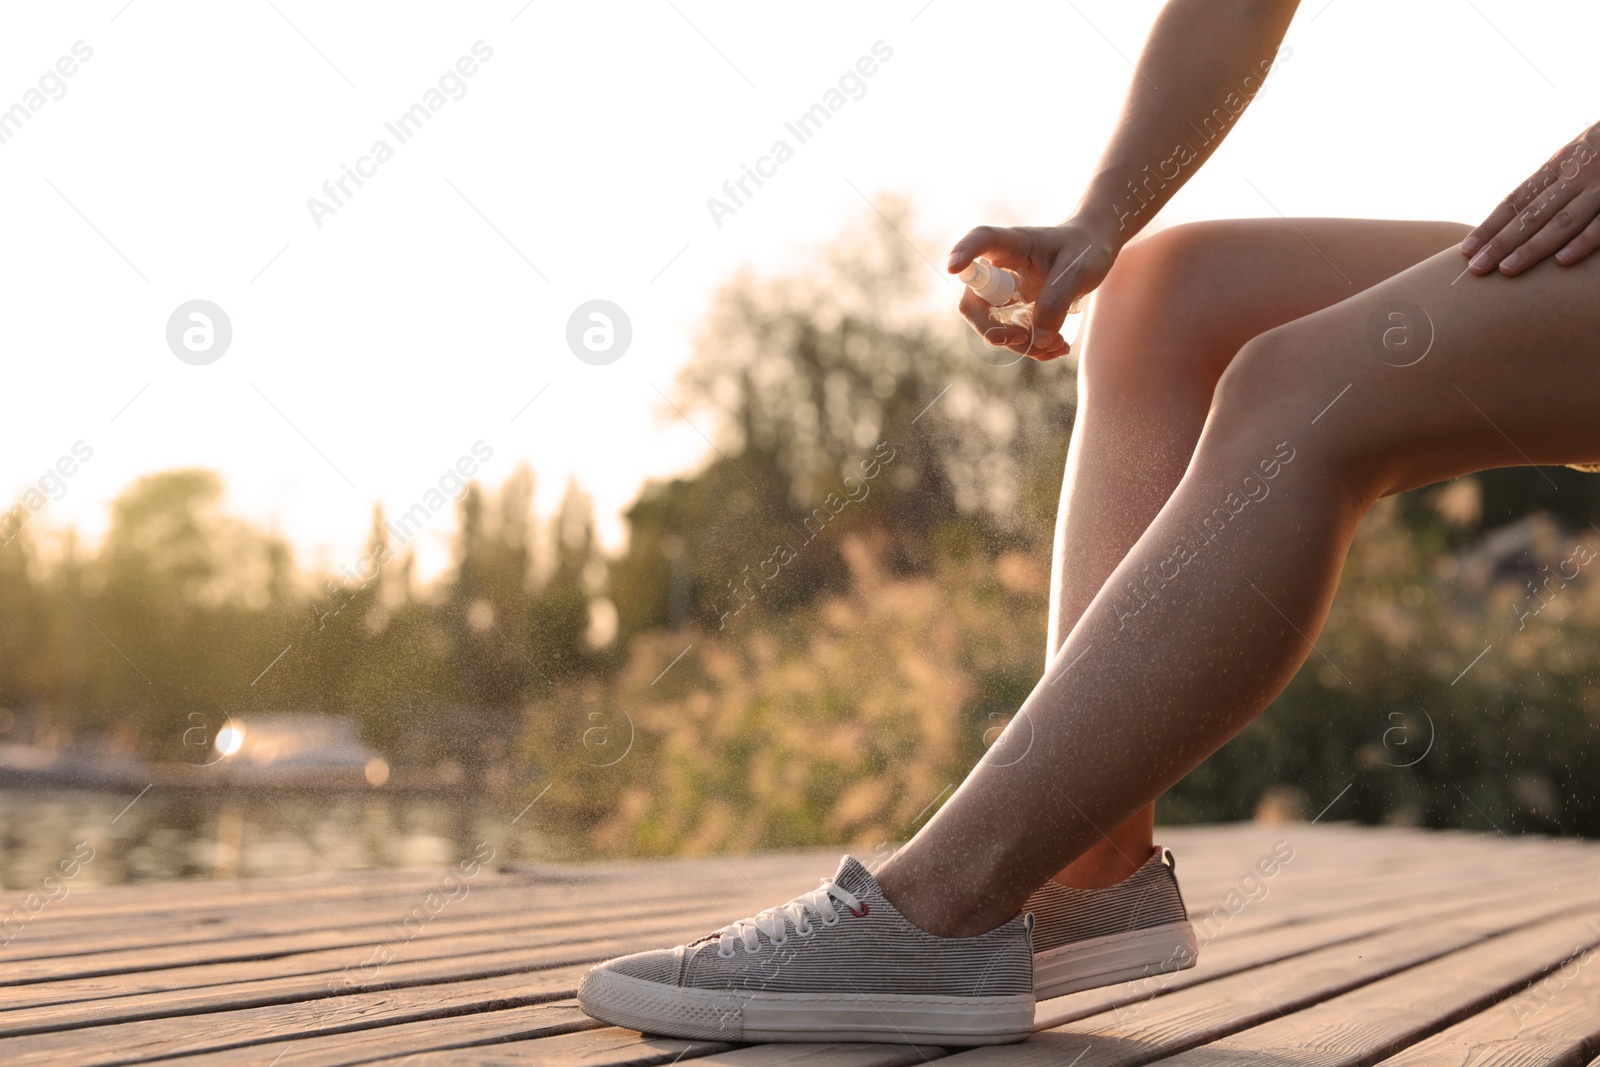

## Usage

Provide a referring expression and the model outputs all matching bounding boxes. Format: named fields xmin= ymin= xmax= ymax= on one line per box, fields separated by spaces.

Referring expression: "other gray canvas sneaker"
xmin=577 ymin=856 xmax=1035 ymax=1045
xmin=1025 ymin=846 xmax=1197 ymax=999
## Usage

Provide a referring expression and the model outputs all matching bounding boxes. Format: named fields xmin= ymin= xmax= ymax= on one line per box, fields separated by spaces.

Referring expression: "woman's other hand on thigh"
xmin=1462 ymin=124 xmax=1600 ymax=275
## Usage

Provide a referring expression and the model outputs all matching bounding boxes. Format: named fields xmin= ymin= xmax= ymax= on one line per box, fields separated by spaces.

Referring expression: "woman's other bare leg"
xmin=1046 ymin=218 xmax=1470 ymax=888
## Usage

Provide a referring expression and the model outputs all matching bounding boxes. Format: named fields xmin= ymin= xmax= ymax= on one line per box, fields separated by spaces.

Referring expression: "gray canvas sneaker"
xmin=1024 ymin=846 xmax=1197 ymax=999
xmin=578 ymin=856 xmax=1035 ymax=1045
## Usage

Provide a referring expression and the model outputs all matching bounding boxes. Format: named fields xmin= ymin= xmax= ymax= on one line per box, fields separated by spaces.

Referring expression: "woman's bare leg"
xmin=1046 ymin=218 xmax=1471 ymax=888
xmin=883 ymin=234 xmax=1600 ymax=934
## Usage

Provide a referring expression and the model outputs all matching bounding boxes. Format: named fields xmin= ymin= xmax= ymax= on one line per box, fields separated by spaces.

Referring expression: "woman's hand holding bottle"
xmin=947 ymin=218 xmax=1118 ymax=362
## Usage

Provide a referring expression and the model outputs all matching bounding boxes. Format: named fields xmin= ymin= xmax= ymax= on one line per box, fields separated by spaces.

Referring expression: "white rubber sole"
xmin=578 ymin=966 xmax=1034 ymax=1045
xmin=1034 ymin=920 xmax=1199 ymax=1000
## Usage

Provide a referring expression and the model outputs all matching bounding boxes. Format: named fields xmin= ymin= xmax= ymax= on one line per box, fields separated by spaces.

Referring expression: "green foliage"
xmin=1 ymin=464 xmax=607 ymax=773
xmin=529 ymin=492 xmax=1600 ymax=857
xmin=1168 ymin=497 xmax=1600 ymax=836
xmin=525 ymin=539 xmax=1054 ymax=857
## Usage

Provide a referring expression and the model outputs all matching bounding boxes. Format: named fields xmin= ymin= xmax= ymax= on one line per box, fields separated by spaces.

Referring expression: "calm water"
xmin=0 ymin=785 xmax=560 ymax=890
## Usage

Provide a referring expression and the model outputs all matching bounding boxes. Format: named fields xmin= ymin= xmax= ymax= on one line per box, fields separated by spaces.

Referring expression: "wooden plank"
xmin=3 ymin=854 xmax=825 ymax=956
xmin=0 ymin=900 xmax=787 ymax=1036
xmin=0 ymin=869 xmax=822 ymax=988
xmin=353 ymin=1028 xmax=734 ymax=1067
xmin=0 ymin=876 xmax=716 ymax=966
xmin=1165 ymin=834 xmax=1594 ymax=934
xmin=152 ymin=1002 xmax=603 ymax=1067
xmin=0 ymin=879 xmax=541 ymax=959
xmin=1151 ymin=910 xmax=1600 ymax=1067
xmin=172 ymin=1022 xmax=944 ymax=1067
xmin=0 ymin=921 xmax=688 ymax=1017
xmin=13 ymin=869 xmax=470 ymax=922
xmin=24 ymin=844 xmax=842 ymax=927
xmin=0 ymin=971 xmax=577 ymax=1066
xmin=700 ymin=1044 xmax=950 ymax=1067
xmin=0 ymin=894 xmax=713 ymax=989
xmin=1176 ymin=855 xmax=1598 ymax=954
xmin=1370 ymin=919 xmax=1600 ymax=1066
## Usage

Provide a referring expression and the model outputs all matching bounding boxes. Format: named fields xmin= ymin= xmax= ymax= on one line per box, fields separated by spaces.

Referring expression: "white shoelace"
xmin=713 ymin=879 xmax=864 ymax=957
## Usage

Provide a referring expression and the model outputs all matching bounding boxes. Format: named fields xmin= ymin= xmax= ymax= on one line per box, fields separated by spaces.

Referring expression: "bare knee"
xmin=1081 ymin=222 xmax=1255 ymax=405
xmin=1207 ymin=329 xmax=1382 ymax=506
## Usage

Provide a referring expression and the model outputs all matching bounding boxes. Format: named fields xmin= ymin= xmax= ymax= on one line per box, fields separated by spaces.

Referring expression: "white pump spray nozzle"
xmin=956 ymin=259 xmax=1020 ymax=305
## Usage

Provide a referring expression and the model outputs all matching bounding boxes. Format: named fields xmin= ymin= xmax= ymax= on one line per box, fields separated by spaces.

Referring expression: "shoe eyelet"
xmin=718 ymin=946 xmax=735 ymax=959
xmin=822 ymin=914 xmax=841 ymax=927
xmin=742 ymin=941 xmax=761 ymax=955
xmin=771 ymin=934 xmax=788 ymax=947
xmin=795 ymin=923 xmax=813 ymax=937
xmin=848 ymin=903 xmax=869 ymax=918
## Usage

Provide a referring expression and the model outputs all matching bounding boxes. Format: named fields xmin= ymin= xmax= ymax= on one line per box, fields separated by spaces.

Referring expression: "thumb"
xmin=1028 ymin=250 xmax=1089 ymax=347
xmin=948 ymin=225 xmax=1023 ymax=274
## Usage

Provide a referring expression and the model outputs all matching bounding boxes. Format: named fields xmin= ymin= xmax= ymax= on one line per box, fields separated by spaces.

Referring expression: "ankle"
xmin=1050 ymin=845 xmax=1153 ymax=891
xmin=873 ymin=856 xmax=1015 ymax=940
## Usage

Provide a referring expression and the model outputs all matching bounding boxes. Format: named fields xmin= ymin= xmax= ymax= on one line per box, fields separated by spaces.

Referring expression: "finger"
xmin=1510 ymin=159 xmax=1565 ymax=210
xmin=1028 ymin=337 xmax=1070 ymax=362
xmin=995 ymin=324 xmax=1037 ymax=356
xmin=1462 ymin=159 xmax=1566 ymax=257
xmin=1556 ymin=211 xmax=1600 ymax=266
xmin=1460 ymin=197 xmax=1519 ymax=258
xmin=958 ymin=288 xmax=1024 ymax=348
xmin=1027 ymin=249 xmax=1092 ymax=349
xmin=948 ymin=225 xmax=1024 ymax=274
xmin=1498 ymin=185 xmax=1600 ymax=274
xmin=1018 ymin=322 xmax=1069 ymax=361
xmin=1470 ymin=176 xmax=1585 ymax=273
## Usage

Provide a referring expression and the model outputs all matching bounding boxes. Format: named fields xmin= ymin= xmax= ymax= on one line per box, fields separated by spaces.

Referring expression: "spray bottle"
xmin=958 ymin=258 xmax=1087 ymax=345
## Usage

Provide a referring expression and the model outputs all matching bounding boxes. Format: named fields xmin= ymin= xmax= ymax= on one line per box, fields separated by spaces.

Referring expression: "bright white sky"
xmin=1 ymin=0 xmax=1595 ymax=582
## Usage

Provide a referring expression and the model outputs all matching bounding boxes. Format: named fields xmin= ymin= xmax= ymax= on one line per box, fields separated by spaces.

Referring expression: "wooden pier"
xmin=3 ymin=823 xmax=1599 ymax=1065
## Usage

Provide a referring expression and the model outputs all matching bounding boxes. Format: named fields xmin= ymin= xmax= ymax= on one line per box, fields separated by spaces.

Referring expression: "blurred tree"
xmin=85 ymin=470 xmax=298 ymax=751
xmin=425 ymin=470 xmax=540 ymax=768
xmin=0 ymin=528 xmax=43 ymax=714
xmin=614 ymin=199 xmax=1076 ymax=639
xmin=285 ymin=505 xmax=402 ymax=725
xmin=529 ymin=480 xmax=604 ymax=683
